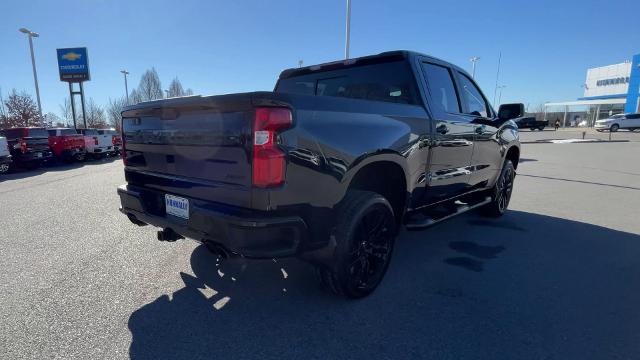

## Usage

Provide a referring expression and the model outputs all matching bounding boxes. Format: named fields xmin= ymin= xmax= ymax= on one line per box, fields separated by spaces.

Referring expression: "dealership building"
xmin=544 ymin=53 xmax=640 ymax=127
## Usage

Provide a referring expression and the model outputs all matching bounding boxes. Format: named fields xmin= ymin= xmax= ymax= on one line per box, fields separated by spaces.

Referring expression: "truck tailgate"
xmin=122 ymin=95 xmax=255 ymax=208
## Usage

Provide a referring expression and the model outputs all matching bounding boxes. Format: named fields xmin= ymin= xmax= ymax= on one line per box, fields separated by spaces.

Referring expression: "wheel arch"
xmin=341 ymin=153 xmax=410 ymax=224
xmin=505 ymin=145 xmax=520 ymax=170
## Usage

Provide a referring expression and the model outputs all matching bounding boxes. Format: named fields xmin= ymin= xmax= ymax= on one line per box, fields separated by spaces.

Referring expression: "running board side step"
xmin=405 ymin=196 xmax=492 ymax=230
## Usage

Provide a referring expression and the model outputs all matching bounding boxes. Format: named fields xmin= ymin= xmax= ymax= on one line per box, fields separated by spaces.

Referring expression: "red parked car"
xmin=47 ymin=128 xmax=86 ymax=162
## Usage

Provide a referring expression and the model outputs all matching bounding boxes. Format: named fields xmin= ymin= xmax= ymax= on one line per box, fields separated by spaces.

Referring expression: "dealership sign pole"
xmin=56 ymin=48 xmax=90 ymax=129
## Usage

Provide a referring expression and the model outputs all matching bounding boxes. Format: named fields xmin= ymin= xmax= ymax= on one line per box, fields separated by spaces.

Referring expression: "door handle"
xmin=436 ymin=124 xmax=449 ymax=134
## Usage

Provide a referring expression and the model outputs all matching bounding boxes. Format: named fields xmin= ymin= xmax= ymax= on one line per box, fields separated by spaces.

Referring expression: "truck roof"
xmin=278 ymin=50 xmax=463 ymax=80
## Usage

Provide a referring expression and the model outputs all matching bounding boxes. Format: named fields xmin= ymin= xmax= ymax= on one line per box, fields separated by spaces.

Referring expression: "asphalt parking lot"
xmin=1 ymin=138 xmax=639 ymax=359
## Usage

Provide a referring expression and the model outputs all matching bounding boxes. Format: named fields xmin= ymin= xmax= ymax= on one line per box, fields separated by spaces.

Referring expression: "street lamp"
xmin=120 ymin=70 xmax=130 ymax=104
xmin=19 ymin=27 xmax=42 ymax=118
xmin=497 ymin=85 xmax=507 ymax=105
xmin=345 ymin=0 xmax=352 ymax=59
xmin=470 ymin=56 xmax=480 ymax=79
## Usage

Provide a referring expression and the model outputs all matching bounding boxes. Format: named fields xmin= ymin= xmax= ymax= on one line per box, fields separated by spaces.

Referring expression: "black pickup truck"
xmin=514 ymin=116 xmax=548 ymax=131
xmin=0 ymin=127 xmax=54 ymax=168
xmin=118 ymin=51 xmax=522 ymax=298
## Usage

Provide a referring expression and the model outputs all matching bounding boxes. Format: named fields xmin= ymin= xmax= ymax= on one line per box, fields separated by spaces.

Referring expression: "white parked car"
xmin=0 ymin=136 xmax=12 ymax=174
xmin=77 ymin=128 xmax=114 ymax=158
xmin=594 ymin=113 xmax=640 ymax=132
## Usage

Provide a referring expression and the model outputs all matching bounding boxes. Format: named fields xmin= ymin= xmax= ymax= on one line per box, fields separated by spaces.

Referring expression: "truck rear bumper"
xmin=117 ymin=184 xmax=307 ymax=258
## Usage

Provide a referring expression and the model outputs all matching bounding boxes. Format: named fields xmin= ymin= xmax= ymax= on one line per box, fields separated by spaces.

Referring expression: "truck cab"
xmin=47 ymin=128 xmax=86 ymax=162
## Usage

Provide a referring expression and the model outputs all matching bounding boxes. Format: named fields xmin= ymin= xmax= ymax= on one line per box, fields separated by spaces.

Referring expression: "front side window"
xmin=421 ymin=62 xmax=460 ymax=114
xmin=457 ymin=72 xmax=489 ymax=117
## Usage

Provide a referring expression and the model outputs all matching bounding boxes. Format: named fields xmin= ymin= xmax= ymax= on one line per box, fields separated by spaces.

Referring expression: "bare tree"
xmin=129 ymin=89 xmax=143 ymax=105
xmin=83 ymin=98 xmax=108 ymax=128
xmin=532 ymin=103 xmax=547 ymax=121
xmin=59 ymin=98 xmax=74 ymax=126
xmin=106 ymin=97 xmax=127 ymax=131
xmin=43 ymin=112 xmax=63 ymax=127
xmin=137 ymin=68 xmax=163 ymax=102
xmin=0 ymin=88 xmax=8 ymax=122
xmin=184 ymin=88 xmax=194 ymax=96
xmin=167 ymin=77 xmax=186 ymax=97
xmin=2 ymin=89 xmax=42 ymax=128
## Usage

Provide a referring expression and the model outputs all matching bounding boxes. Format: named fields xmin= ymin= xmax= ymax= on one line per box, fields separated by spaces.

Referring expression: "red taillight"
xmin=252 ymin=107 xmax=292 ymax=188
xmin=19 ymin=139 xmax=27 ymax=154
xmin=112 ymin=135 xmax=117 ymax=145
xmin=93 ymin=136 xmax=98 ymax=145
xmin=120 ymin=127 xmax=127 ymax=165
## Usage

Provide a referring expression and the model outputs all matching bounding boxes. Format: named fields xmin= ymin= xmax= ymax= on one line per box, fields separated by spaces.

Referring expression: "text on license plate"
xmin=165 ymin=194 xmax=189 ymax=219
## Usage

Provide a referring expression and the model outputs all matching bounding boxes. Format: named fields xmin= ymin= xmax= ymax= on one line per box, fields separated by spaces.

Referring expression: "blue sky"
xmin=1 ymin=0 xmax=639 ymax=115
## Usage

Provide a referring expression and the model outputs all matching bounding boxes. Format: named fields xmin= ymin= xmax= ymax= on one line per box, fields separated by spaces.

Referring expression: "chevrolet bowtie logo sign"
xmin=57 ymin=47 xmax=90 ymax=82
xmin=61 ymin=52 xmax=82 ymax=61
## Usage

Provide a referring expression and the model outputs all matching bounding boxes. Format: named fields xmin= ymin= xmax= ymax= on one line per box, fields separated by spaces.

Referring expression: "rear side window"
xmin=457 ymin=72 xmax=489 ymax=117
xmin=276 ymin=61 xmax=418 ymax=105
xmin=627 ymin=114 xmax=640 ymax=119
xmin=421 ymin=62 xmax=460 ymax=113
xmin=48 ymin=130 xmax=57 ymax=136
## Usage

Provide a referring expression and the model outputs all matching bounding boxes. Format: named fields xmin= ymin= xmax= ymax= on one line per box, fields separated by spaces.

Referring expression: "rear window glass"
xmin=276 ymin=61 xmax=419 ymax=105
xmin=60 ymin=129 xmax=77 ymax=135
xmin=80 ymin=129 xmax=98 ymax=135
xmin=2 ymin=129 xmax=22 ymax=139
xmin=27 ymin=128 xmax=48 ymax=137
xmin=98 ymin=130 xmax=117 ymax=135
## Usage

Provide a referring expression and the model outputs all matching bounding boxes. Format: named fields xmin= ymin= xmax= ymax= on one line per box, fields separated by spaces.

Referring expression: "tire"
xmin=479 ymin=159 xmax=515 ymax=217
xmin=538 ymin=126 xmax=545 ymax=131
xmin=0 ymin=163 xmax=10 ymax=174
xmin=316 ymin=190 xmax=397 ymax=299
xmin=74 ymin=153 xmax=86 ymax=162
xmin=530 ymin=128 xmax=536 ymax=131
xmin=610 ymin=124 xmax=620 ymax=132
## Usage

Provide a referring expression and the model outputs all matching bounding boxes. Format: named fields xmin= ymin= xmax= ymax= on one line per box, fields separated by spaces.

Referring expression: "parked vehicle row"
xmin=0 ymin=127 xmax=122 ymax=173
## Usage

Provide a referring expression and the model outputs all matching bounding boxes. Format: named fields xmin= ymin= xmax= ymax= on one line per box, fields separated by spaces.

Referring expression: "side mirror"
xmin=498 ymin=103 xmax=525 ymax=121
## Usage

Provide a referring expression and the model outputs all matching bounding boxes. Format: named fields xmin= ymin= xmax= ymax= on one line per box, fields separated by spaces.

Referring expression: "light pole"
xmin=120 ymin=70 xmax=130 ymax=104
xmin=470 ymin=56 xmax=480 ymax=79
xmin=345 ymin=0 xmax=352 ymax=59
xmin=497 ymin=85 xmax=507 ymax=105
xmin=298 ymin=59 xmax=304 ymax=68
xmin=19 ymin=27 xmax=42 ymax=118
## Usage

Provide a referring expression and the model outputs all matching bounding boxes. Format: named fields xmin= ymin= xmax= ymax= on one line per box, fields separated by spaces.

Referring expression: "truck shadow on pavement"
xmin=128 ymin=210 xmax=640 ymax=360
xmin=0 ymin=156 xmax=120 ymax=182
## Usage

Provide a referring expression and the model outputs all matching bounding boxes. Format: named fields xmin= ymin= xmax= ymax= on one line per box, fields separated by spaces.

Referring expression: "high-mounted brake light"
xmin=252 ymin=107 xmax=292 ymax=188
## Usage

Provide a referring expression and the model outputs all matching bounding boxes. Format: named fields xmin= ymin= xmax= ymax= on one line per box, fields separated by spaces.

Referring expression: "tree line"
xmin=0 ymin=68 xmax=194 ymax=131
